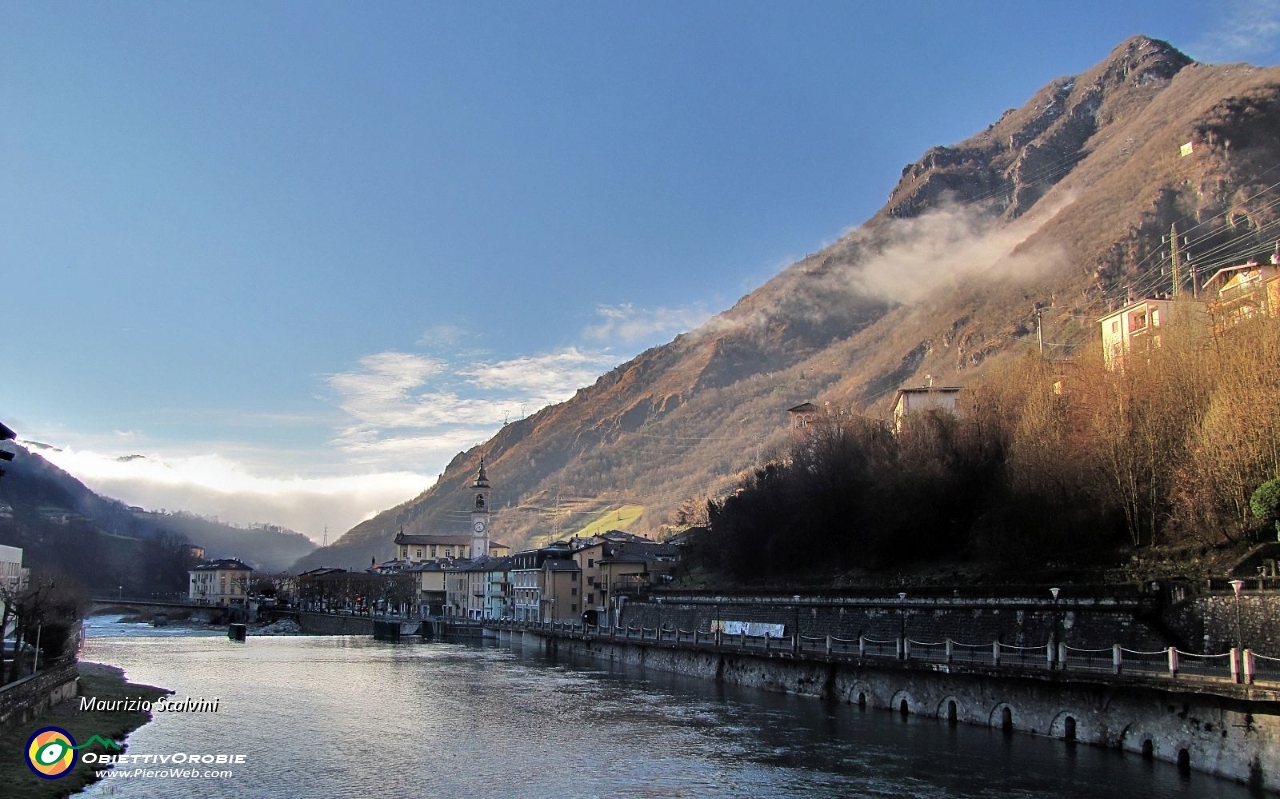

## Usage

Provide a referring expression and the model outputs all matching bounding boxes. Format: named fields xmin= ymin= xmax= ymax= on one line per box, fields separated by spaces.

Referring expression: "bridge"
xmin=88 ymin=597 xmax=234 ymax=622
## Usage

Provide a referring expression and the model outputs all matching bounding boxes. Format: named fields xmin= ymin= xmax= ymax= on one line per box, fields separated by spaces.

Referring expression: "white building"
xmin=189 ymin=558 xmax=254 ymax=607
xmin=892 ymin=385 xmax=962 ymax=433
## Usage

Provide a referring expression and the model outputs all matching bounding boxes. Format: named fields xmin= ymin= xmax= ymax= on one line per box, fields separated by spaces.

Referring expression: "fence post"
xmin=1112 ymin=644 xmax=1122 ymax=675
xmin=1167 ymin=647 xmax=1178 ymax=678
xmin=896 ymin=638 xmax=903 ymax=660
xmin=859 ymin=635 xmax=866 ymax=658
xmin=826 ymin=634 xmax=833 ymax=657
xmin=1230 ymin=647 xmax=1240 ymax=683
xmin=903 ymin=639 xmax=911 ymax=660
xmin=1058 ymin=642 xmax=1067 ymax=669
xmin=740 ymin=630 xmax=747 ymax=649
xmin=1047 ymin=642 xmax=1055 ymax=669
xmin=715 ymin=629 xmax=722 ymax=647
xmin=1243 ymin=649 xmax=1255 ymax=685
xmin=945 ymin=638 xmax=953 ymax=664
xmin=764 ymin=633 xmax=771 ymax=651
xmin=992 ymin=641 xmax=1000 ymax=667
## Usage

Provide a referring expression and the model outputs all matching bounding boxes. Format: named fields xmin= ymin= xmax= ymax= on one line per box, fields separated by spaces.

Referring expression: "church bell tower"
xmin=470 ymin=459 xmax=491 ymax=559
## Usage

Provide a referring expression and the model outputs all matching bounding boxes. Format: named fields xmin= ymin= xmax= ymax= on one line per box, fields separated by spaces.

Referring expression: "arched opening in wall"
xmin=1001 ymin=707 xmax=1013 ymax=733
xmin=1063 ymin=716 xmax=1076 ymax=741
xmin=857 ymin=691 xmax=866 ymax=708
xmin=947 ymin=700 xmax=957 ymax=723
xmin=899 ymin=698 xmax=909 ymax=717
xmin=1177 ymin=748 xmax=1191 ymax=776
xmin=1141 ymin=740 xmax=1153 ymax=760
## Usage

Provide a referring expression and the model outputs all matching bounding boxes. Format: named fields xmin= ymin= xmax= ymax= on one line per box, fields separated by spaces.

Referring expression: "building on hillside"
xmin=1098 ymin=297 xmax=1204 ymax=370
xmin=187 ymin=544 xmax=206 ymax=561
xmin=189 ymin=558 xmax=254 ymax=607
xmin=1 ymin=545 xmax=28 ymax=640
xmin=508 ymin=544 xmax=574 ymax=622
xmin=787 ymin=402 xmax=821 ymax=430
xmin=892 ymin=384 xmax=961 ymax=433
xmin=1203 ymin=259 xmax=1280 ymax=332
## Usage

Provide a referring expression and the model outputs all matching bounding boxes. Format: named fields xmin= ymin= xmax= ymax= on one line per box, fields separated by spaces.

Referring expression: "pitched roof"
xmin=394 ymin=533 xmax=472 ymax=547
xmin=544 ymin=558 xmax=580 ymax=572
xmin=193 ymin=558 xmax=253 ymax=572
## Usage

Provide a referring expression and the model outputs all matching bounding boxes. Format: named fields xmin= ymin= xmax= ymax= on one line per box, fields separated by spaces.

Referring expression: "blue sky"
xmin=3 ymin=1 xmax=1278 ymax=539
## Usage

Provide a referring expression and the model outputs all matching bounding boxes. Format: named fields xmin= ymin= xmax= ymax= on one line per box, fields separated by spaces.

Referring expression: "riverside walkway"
xmin=486 ymin=619 xmax=1280 ymax=693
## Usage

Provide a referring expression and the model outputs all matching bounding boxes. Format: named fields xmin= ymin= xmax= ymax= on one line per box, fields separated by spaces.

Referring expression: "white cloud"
xmin=1193 ymin=0 xmax=1280 ymax=62
xmin=585 ymin=303 xmax=711 ymax=346
xmin=326 ymin=345 xmax=624 ymax=467
xmin=27 ymin=444 xmax=426 ymax=543
xmin=460 ymin=349 xmax=619 ymax=405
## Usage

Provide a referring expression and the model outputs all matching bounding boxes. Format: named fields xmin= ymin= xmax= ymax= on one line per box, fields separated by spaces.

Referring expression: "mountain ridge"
xmin=295 ymin=36 xmax=1280 ymax=572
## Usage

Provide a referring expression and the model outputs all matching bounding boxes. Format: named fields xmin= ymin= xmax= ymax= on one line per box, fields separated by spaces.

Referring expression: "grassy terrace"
xmin=0 ymin=662 xmax=170 ymax=799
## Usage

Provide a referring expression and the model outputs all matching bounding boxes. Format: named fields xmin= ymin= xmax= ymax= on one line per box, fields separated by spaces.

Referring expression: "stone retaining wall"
xmin=507 ymin=630 xmax=1280 ymax=793
xmin=1165 ymin=593 xmax=1280 ymax=657
xmin=0 ymin=658 xmax=79 ymax=730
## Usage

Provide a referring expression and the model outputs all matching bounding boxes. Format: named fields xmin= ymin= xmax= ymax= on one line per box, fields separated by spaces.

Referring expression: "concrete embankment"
xmin=498 ymin=628 xmax=1280 ymax=794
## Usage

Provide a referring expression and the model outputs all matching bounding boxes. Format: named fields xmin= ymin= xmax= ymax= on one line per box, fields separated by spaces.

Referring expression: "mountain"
xmin=0 ymin=443 xmax=316 ymax=578
xmin=296 ymin=36 xmax=1280 ymax=572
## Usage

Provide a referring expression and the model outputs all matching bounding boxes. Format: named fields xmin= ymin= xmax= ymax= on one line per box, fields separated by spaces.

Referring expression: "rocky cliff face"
xmin=295 ymin=37 xmax=1280 ymax=572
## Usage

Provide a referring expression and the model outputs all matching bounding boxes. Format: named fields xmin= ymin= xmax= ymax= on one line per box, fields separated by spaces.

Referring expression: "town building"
xmin=189 ymin=558 xmax=254 ymax=607
xmin=392 ymin=461 xmax=508 ymax=563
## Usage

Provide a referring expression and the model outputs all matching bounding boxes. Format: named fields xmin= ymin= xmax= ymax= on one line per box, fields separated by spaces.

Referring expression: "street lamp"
xmin=1050 ymin=587 xmax=1061 ymax=668
xmin=1229 ymin=579 xmax=1245 ymax=651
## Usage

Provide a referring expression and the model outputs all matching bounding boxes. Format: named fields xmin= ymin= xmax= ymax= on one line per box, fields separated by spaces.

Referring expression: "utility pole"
xmin=1169 ymin=223 xmax=1183 ymax=298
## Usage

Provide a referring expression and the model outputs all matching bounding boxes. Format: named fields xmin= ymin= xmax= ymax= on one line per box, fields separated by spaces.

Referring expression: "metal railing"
xmin=481 ymin=619 xmax=1275 ymax=687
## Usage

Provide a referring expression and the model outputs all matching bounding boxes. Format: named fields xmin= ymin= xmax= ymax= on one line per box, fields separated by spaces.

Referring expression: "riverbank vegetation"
xmin=685 ymin=315 xmax=1280 ymax=583
xmin=0 ymin=662 xmax=169 ymax=799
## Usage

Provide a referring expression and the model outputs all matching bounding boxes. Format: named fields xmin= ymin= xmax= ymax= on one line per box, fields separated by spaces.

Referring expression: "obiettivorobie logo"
xmin=25 ymin=727 xmax=122 ymax=779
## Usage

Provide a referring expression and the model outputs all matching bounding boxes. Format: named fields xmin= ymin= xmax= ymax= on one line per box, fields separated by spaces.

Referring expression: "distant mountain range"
xmin=0 ymin=443 xmax=315 ymax=581
xmin=298 ymin=36 xmax=1280 ymax=572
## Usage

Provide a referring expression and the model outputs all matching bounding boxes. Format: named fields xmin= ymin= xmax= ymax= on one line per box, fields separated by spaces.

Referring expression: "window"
xmin=587 ymin=576 xmax=595 ymax=586
xmin=445 ymin=549 xmax=452 ymax=558
xmin=588 ymin=558 xmax=594 ymax=567
xmin=572 ymin=604 xmax=578 ymax=613
xmin=416 ymin=549 xmax=423 ymax=559
xmin=571 ymin=587 xmax=578 ymax=596
xmin=570 ymin=573 xmax=578 ymax=582
xmin=431 ymin=546 xmax=437 ymax=557
xmin=587 ymin=593 xmax=594 ymax=604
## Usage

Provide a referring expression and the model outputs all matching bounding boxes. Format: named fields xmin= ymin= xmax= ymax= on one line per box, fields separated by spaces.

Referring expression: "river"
xmin=75 ymin=617 xmax=1256 ymax=798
